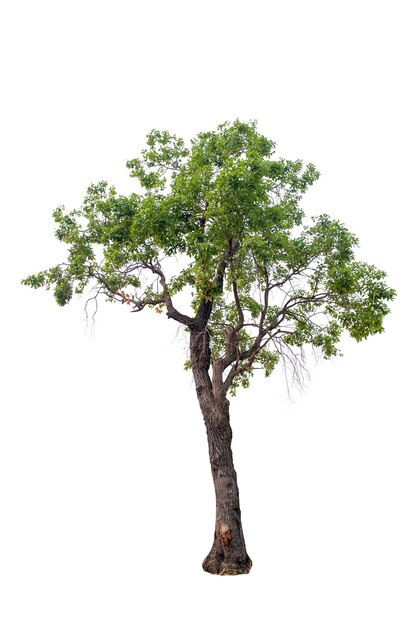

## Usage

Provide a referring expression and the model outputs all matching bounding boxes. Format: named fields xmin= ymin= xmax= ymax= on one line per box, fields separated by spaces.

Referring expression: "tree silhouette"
xmin=22 ymin=120 xmax=395 ymax=574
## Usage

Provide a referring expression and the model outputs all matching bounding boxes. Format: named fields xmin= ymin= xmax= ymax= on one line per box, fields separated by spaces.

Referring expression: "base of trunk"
xmin=202 ymin=543 xmax=252 ymax=575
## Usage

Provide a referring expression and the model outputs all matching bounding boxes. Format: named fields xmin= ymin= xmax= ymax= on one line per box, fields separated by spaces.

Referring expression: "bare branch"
xmin=83 ymin=284 xmax=104 ymax=331
xmin=277 ymin=341 xmax=310 ymax=394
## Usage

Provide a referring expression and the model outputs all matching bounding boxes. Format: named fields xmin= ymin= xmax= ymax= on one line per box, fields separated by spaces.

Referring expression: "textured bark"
xmin=201 ymin=403 xmax=252 ymax=575
xmin=190 ymin=327 xmax=252 ymax=575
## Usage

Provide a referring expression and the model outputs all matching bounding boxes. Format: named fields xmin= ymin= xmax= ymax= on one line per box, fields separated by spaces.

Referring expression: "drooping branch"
xmin=275 ymin=338 xmax=310 ymax=393
xmin=83 ymin=284 xmax=105 ymax=328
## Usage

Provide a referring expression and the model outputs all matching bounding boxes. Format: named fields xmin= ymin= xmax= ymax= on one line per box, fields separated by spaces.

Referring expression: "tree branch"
xmin=221 ymin=288 xmax=332 ymax=393
xmin=194 ymin=238 xmax=241 ymax=327
xmin=142 ymin=261 xmax=195 ymax=326
xmin=131 ymin=296 xmax=165 ymax=312
xmin=269 ymin=291 xmax=330 ymax=330
xmin=232 ymin=281 xmax=244 ymax=330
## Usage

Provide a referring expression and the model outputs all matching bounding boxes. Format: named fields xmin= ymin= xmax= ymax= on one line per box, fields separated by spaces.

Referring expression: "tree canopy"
xmin=22 ymin=120 xmax=395 ymax=394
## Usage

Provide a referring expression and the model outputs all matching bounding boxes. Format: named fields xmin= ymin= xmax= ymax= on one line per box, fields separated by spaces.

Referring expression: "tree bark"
xmin=190 ymin=328 xmax=252 ymax=575
xmin=201 ymin=399 xmax=252 ymax=575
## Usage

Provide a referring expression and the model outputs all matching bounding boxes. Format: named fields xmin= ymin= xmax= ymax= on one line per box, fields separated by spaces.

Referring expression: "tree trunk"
xmin=190 ymin=328 xmax=252 ymax=575
xmin=201 ymin=398 xmax=252 ymax=575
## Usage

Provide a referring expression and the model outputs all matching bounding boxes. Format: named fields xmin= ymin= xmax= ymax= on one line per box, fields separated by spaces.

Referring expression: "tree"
xmin=22 ymin=120 xmax=395 ymax=575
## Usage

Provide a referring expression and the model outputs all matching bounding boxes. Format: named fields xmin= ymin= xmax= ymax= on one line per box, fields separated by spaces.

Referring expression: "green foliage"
xmin=22 ymin=119 xmax=395 ymax=393
xmin=54 ymin=277 xmax=73 ymax=306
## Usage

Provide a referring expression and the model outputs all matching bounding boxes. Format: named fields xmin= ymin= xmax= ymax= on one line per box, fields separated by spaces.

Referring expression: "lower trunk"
xmin=201 ymin=400 xmax=252 ymax=575
xmin=190 ymin=327 xmax=251 ymax=575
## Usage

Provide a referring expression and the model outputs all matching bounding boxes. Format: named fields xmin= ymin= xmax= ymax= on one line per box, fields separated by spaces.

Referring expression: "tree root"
xmin=202 ymin=549 xmax=252 ymax=575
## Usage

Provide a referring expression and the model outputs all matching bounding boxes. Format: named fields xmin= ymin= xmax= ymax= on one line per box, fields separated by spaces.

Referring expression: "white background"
xmin=1 ymin=1 xmax=416 ymax=624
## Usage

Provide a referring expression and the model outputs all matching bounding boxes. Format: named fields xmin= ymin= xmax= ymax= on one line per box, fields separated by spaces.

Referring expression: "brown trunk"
xmin=190 ymin=327 xmax=252 ymax=575
xmin=201 ymin=399 xmax=252 ymax=575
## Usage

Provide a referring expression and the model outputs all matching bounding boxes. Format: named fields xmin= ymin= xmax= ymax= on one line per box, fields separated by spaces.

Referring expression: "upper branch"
xmin=259 ymin=264 xmax=270 ymax=328
xmin=194 ymin=238 xmax=241 ymax=327
xmin=232 ymin=281 xmax=244 ymax=330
